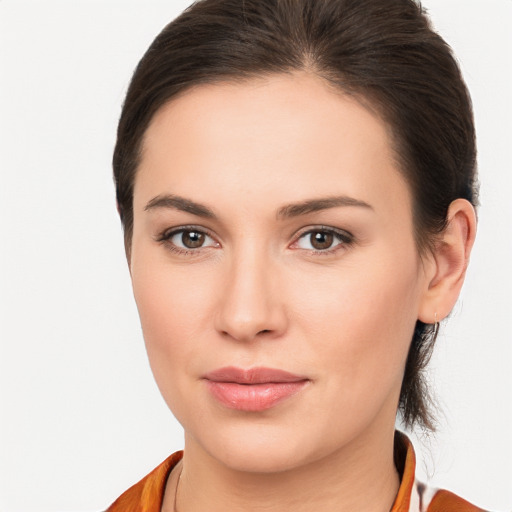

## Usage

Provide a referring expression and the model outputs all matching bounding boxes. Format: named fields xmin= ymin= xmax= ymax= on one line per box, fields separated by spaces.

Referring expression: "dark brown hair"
xmin=113 ymin=0 xmax=478 ymax=430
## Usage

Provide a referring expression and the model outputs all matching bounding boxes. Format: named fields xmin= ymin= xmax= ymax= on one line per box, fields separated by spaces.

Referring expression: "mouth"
xmin=203 ymin=366 xmax=310 ymax=412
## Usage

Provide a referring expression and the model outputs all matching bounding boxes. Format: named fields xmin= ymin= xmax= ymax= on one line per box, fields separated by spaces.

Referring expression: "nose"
xmin=214 ymin=248 xmax=288 ymax=343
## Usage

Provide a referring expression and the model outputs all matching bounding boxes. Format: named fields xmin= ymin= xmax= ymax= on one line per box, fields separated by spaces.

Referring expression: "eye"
xmin=158 ymin=227 xmax=219 ymax=252
xmin=294 ymin=227 xmax=353 ymax=252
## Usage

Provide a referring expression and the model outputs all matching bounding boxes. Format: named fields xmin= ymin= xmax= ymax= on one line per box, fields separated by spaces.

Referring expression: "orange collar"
xmin=106 ymin=431 xmax=482 ymax=512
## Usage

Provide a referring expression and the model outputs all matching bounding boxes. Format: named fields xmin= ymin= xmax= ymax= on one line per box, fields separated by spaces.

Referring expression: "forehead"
xmin=135 ymin=72 xmax=411 ymax=217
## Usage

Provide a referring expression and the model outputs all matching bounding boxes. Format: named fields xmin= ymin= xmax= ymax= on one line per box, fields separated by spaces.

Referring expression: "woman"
xmin=107 ymin=0 xmax=483 ymax=510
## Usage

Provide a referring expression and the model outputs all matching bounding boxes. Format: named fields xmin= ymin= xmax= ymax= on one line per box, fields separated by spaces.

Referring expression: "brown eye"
xmin=294 ymin=227 xmax=353 ymax=253
xmin=309 ymin=231 xmax=334 ymax=250
xmin=181 ymin=230 xmax=205 ymax=248
xmin=162 ymin=228 xmax=218 ymax=252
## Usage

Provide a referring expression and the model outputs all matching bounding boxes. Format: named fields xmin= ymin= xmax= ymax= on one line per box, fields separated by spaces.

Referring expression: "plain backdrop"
xmin=1 ymin=1 xmax=511 ymax=510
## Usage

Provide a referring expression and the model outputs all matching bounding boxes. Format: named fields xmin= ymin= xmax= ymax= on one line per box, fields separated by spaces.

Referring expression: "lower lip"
xmin=205 ymin=380 xmax=308 ymax=411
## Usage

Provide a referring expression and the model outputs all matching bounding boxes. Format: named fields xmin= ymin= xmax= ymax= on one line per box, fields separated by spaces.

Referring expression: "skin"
xmin=129 ymin=72 xmax=476 ymax=512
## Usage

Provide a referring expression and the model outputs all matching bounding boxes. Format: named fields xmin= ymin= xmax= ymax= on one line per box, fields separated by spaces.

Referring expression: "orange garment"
xmin=106 ymin=432 xmax=485 ymax=512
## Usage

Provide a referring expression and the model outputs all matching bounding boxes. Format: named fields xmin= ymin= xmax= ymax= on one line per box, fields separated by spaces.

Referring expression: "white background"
xmin=0 ymin=1 xmax=511 ymax=510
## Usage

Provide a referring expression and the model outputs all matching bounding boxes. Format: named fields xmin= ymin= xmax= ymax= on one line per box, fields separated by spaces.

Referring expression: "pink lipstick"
xmin=203 ymin=367 xmax=309 ymax=411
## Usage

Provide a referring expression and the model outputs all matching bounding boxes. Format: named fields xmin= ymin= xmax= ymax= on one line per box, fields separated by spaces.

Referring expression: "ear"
xmin=418 ymin=198 xmax=477 ymax=323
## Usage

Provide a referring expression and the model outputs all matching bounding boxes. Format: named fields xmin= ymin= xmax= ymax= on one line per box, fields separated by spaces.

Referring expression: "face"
xmin=130 ymin=72 xmax=431 ymax=473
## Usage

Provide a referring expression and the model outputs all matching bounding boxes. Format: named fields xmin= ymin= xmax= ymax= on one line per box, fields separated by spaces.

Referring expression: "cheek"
xmin=289 ymin=250 xmax=421 ymax=401
xmin=130 ymin=247 xmax=216 ymax=398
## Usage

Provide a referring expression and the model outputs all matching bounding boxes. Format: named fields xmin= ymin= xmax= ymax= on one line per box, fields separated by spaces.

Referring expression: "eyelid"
xmin=290 ymin=225 xmax=354 ymax=252
xmin=156 ymin=225 xmax=221 ymax=253
xmin=155 ymin=224 xmax=353 ymax=255
xmin=156 ymin=224 xmax=214 ymax=241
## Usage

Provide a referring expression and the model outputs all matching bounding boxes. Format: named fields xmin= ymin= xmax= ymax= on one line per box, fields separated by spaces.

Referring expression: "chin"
xmin=186 ymin=416 xmax=345 ymax=474
xmin=213 ymin=435 xmax=310 ymax=473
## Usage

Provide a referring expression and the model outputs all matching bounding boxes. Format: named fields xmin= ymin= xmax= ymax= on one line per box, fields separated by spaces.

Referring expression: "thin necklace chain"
xmin=172 ymin=463 xmax=400 ymax=512
xmin=173 ymin=464 xmax=183 ymax=512
xmin=171 ymin=458 xmax=400 ymax=511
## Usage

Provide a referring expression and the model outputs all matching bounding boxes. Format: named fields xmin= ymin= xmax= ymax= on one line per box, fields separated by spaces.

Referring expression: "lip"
xmin=203 ymin=366 xmax=309 ymax=411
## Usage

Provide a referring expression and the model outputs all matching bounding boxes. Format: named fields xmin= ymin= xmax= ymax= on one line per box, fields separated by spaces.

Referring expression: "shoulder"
xmin=105 ymin=451 xmax=183 ymax=512
xmin=393 ymin=432 xmax=488 ymax=512
xmin=418 ymin=484 xmax=488 ymax=512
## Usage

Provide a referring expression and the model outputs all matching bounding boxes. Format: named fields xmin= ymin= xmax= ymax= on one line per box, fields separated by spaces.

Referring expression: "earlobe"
xmin=418 ymin=198 xmax=477 ymax=323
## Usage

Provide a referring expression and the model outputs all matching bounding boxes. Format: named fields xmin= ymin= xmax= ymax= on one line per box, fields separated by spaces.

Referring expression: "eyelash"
xmin=156 ymin=225 xmax=219 ymax=256
xmin=156 ymin=225 xmax=354 ymax=256
xmin=293 ymin=226 xmax=354 ymax=255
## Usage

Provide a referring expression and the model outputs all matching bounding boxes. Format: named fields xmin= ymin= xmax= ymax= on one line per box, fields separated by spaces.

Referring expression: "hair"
xmin=113 ymin=0 xmax=478 ymax=431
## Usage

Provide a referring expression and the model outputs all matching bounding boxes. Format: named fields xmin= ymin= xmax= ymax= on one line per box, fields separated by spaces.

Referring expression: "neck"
xmin=165 ymin=423 xmax=400 ymax=512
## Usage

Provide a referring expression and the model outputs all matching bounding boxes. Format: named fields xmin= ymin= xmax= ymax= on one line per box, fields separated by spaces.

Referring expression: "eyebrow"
xmin=276 ymin=196 xmax=373 ymax=219
xmin=144 ymin=194 xmax=373 ymax=219
xmin=145 ymin=194 xmax=216 ymax=218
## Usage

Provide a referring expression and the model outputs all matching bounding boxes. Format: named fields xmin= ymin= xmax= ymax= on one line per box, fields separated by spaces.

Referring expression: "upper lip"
xmin=204 ymin=366 xmax=308 ymax=384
